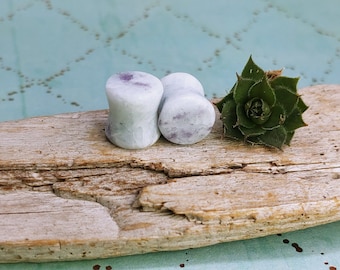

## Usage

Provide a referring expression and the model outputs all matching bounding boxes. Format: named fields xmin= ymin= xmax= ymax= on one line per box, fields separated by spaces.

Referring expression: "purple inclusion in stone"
xmin=119 ymin=72 xmax=150 ymax=88
xmin=119 ymin=72 xmax=133 ymax=81
xmin=134 ymin=81 xmax=149 ymax=87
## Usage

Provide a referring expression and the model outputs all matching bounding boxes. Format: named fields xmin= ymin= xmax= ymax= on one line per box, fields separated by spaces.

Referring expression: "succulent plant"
xmin=216 ymin=56 xmax=308 ymax=149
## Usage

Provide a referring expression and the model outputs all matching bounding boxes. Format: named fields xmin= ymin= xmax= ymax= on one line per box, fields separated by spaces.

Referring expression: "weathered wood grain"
xmin=0 ymin=84 xmax=339 ymax=262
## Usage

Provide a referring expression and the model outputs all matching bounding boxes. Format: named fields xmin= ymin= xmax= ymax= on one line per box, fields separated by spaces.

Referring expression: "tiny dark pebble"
xmin=93 ymin=264 xmax=100 ymax=270
xmin=329 ymin=266 xmax=337 ymax=270
xmin=106 ymin=266 xmax=112 ymax=270
xmin=179 ymin=263 xmax=185 ymax=268
xmin=71 ymin=101 xmax=80 ymax=106
xmin=291 ymin=242 xmax=303 ymax=252
xmin=7 ymin=91 xmax=17 ymax=96
xmin=283 ymin=239 xmax=289 ymax=244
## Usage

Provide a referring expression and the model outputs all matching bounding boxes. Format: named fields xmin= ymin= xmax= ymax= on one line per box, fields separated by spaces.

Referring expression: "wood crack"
xmin=0 ymin=85 xmax=339 ymax=262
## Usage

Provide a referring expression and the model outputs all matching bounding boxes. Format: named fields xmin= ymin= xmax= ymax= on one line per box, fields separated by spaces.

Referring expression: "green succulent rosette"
xmin=216 ymin=56 xmax=308 ymax=149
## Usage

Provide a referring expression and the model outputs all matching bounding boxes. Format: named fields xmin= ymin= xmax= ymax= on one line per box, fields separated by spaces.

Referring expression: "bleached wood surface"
xmin=0 ymin=85 xmax=339 ymax=263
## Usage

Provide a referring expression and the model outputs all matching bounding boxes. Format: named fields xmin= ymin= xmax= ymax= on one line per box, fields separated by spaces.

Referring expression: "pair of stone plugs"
xmin=105 ymin=71 xmax=216 ymax=149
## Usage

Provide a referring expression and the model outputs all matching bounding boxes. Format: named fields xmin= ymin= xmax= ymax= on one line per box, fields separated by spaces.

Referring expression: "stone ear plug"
xmin=105 ymin=71 xmax=215 ymax=149
xmin=158 ymin=73 xmax=215 ymax=145
xmin=105 ymin=71 xmax=163 ymax=149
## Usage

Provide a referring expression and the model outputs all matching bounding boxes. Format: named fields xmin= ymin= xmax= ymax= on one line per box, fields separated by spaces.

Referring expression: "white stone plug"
xmin=105 ymin=71 xmax=163 ymax=149
xmin=158 ymin=72 xmax=215 ymax=145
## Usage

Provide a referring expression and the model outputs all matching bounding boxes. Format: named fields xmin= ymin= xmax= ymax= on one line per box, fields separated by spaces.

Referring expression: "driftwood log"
xmin=0 ymin=84 xmax=339 ymax=263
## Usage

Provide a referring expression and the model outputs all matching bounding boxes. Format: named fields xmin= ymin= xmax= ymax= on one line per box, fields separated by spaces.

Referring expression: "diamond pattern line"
xmin=266 ymin=0 xmax=340 ymax=41
xmin=37 ymin=1 xmax=157 ymax=107
xmin=53 ymin=6 xmax=102 ymax=44
xmin=264 ymin=1 xmax=340 ymax=51
xmin=263 ymin=0 xmax=340 ymax=85
xmin=163 ymin=4 xmax=236 ymax=73
xmin=0 ymin=1 xmax=36 ymax=22
xmin=27 ymin=0 xmax=163 ymax=108
xmin=1 ymin=0 xmax=340 ymax=122
xmin=112 ymin=1 xmax=162 ymax=42
xmin=110 ymin=2 xmax=242 ymax=76
xmin=2 ymin=2 xmax=69 ymax=102
xmin=104 ymin=3 xmax=189 ymax=75
xmin=161 ymin=1 xmax=310 ymax=76
xmin=0 ymin=0 xmax=104 ymax=108
xmin=241 ymin=4 xmax=339 ymax=85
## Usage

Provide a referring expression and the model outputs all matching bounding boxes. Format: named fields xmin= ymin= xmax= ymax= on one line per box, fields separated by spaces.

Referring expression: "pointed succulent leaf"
xmin=285 ymin=131 xmax=295 ymax=145
xmin=221 ymin=98 xmax=244 ymax=140
xmin=233 ymin=76 xmax=254 ymax=104
xmin=274 ymin=86 xmax=299 ymax=116
xmin=270 ymin=76 xmax=299 ymax=93
xmin=262 ymin=104 xmax=285 ymax=130
xmin=258 ymin=126 xmax=287 ymax=149
xmin=236 ymin=103 xmax=257 ymax=128
xmin=241 ymin=56 xmax=265 ymax=81
xmin=239 ymin=125 xmax=266 ymax=138
xmin=284 ymin=107 xmax=307 ymax=132
xmin=248 ymin=77 xmax=276 ymax=107
xmin=246 ymin=136 xmax=261 ymax=145
xmin=215 ymin=91 xmax=233 ymax=112
xmin=217 ymin=56 xmax=308 ymax=149
xmin=297 ymin=97 xmax=309 ymax=113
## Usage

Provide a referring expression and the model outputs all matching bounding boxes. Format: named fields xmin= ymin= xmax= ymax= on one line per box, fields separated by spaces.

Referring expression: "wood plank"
xmin=0 ymin=192 xmax=119 ymax=262
xmin=0 ymin=84 xmax=339 ymax=262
